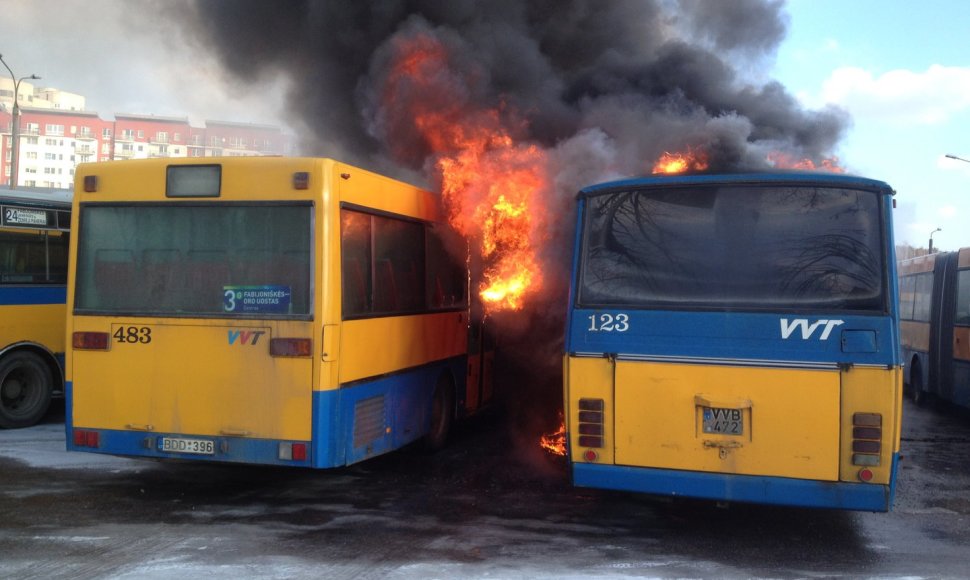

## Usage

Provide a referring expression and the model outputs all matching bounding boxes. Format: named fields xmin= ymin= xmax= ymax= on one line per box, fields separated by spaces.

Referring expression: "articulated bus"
xmin=0 ymin=187 xmax=71 ymax=428
xmin=66 ymin=157 xmax=492 ymax=467
xmin=899 ymin=248 xmax=970 ymax=410
xmin=563 ymin=172 xmax=901 ymax=511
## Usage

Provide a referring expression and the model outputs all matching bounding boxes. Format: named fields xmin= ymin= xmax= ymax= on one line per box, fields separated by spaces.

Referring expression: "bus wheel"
xmin=911 ymin=362 xmax=928 ymax=406
xmin=424 ymin=375 xmax=454 ymax=452
xmin=0 ymin=352 xmax=54 ymax=429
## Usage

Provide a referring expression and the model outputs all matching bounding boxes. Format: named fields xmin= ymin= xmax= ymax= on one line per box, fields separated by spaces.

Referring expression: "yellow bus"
xmin=0 ymin=188 xmax=71 ymax=428
xmin=66 ymin=157 xmax=492 ymax=466
xmin=899 ymin=248 xmax=970 ymax=409
xmin=564 ymin=172 xmax=901 ymax=511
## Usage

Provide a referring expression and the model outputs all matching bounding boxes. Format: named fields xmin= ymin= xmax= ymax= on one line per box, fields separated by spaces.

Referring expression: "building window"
xmin=173 ymin=132 xmax=181 ymax=142
xmin=103 ymin=128 xmax=112 ymax=138
xmin=26 ymin=152 xmax=37 ymax=160
xmin=45 ymin=124 xmax=65 ymax=136
xmin=137 ymin=130 xmax=144 ymax=139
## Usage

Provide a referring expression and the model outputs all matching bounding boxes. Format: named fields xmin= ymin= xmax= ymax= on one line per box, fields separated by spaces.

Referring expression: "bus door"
xmin=612 ymin=359 xmax=841 ymax=481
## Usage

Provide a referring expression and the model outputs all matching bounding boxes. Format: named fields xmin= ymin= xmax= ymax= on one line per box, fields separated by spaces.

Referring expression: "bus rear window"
xmin=578 ymin=185 xmax=885 ymax=312
xmin=74 ymin=203 xmax=312 ymax=317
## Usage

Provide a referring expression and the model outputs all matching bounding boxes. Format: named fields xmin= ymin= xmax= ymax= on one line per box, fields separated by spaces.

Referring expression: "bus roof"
xmin=577 ymin=171 xmax=895 ymax=198
xmin=0 ymin=186 xmax=73 ymax=208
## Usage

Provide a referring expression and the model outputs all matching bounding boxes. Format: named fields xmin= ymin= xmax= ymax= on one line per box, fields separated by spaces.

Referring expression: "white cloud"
xmin=938 ymin=154 xmax=970 ymax=172
xmin=939 ymin=205 xmax=958 ymax=219
xmin=813 ymin=64 xmax=970 ymax=124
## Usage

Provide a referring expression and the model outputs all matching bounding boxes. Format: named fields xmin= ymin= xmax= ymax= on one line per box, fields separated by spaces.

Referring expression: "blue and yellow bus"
xmin=563 ymin=172 xmax=901 ymax=511
xmin=899 ymin=247 xmax=970 ymax=410
xmin=0 ymin=187 xmax=71 ymax=428
xmin=66 ymin=157 xmax=492 ymax=466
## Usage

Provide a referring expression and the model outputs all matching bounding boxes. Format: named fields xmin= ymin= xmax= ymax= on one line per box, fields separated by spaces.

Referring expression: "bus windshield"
xmin=578 ymin=185 xmax=885 ymax=312
xmin=74 ymin=203 xmax=312 ymax=317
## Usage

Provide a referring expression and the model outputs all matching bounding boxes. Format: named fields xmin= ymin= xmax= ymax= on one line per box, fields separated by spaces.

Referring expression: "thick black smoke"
xmin=174 ymin=0 xmax=847 ymax=173
xmin=168 ymin=0 xmax=850 ymax=435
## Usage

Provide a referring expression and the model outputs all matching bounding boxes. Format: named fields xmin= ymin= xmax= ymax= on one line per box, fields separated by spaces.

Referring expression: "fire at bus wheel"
xmin=423 ymin=374 xmax=455 ymax=452
xmin=0 ymin=351 xmax=54 ymax=429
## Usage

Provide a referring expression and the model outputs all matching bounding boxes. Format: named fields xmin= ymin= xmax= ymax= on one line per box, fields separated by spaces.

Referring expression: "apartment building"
xmin=2 ymin=87 xmax=291 ymax=189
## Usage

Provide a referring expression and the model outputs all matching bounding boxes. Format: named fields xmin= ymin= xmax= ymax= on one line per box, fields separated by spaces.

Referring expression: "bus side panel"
xmin=338 ymin=312 xmax=468 ymax=385
xmin=0 ymin=288 xmax=67 ymax=353
xmin=565 ymin=355 xmax=616 ymax=465
xmin=311 ymin=356 xmax=466 ymax=468
xmin=839 ymin=367 xmax=902 ymax=486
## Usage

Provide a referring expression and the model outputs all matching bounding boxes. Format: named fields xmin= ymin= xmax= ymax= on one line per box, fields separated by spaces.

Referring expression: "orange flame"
xmin=652 ymin=147 xmax=709 ymax=174
xmin=767 ymin=152 xmax=845 ymax=173
xmin=539 ymin=415 xmax=566 ymax=456
xmin=384 ymin=32 xmax=547 ymax=312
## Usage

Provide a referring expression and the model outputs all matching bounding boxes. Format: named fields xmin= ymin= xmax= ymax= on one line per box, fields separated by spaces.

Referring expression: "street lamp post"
xmin=1 ymin=54 xmax=40 ymax=190
xmin=929 ymin=227 xmax=942 ymax=254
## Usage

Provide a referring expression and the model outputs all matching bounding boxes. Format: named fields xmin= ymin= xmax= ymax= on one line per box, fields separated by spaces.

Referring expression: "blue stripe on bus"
xmin=568 ymin=310 xmax=899 ymax=367
xmin=65 ymin=356 xmax=467 ymax=468
xmin=572 ymin=456 xmax=899 ymax=512
xmin=0 ymin=285 xmax=66 ymax=306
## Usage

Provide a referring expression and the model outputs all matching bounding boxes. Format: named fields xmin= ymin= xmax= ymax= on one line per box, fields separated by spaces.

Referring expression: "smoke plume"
xmin=170 ymin=0 xmax=850 ymax=421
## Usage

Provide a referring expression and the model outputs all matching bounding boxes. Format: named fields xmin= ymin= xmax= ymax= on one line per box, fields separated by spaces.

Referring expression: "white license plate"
xmin=702 ymin=407 xmax=744 ymax=435
xmin=160 ymin=437 xmax=215 ymax=455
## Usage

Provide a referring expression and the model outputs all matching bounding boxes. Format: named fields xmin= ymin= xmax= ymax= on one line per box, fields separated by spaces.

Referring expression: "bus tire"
xmin=424 ymin=374 xmax=455 ymax=452
xmin=0 ymin=351 xmax=54 ymax=429
xmin=911 ymin=361 xmax=928 ymax=406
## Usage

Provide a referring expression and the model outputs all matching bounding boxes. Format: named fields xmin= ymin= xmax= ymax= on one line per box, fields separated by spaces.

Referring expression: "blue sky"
xmin=772 ymin=0 xmax=970 ymax=251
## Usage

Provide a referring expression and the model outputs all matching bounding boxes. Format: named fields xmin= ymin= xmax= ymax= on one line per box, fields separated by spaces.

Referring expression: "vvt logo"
xmin=780 ymin=319 xmax=844 ymax=340
xmin=228 ymin=330 xmax=266 ymax=346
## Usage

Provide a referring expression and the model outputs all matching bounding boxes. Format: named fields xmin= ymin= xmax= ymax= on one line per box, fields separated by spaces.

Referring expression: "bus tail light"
xmin=270 ymin=338 xmax=312 ymax=357
xmin=73 ymin=429 xmax=100 ymax=448
xmin=279 ymin=442 xmax=307 ymax=461
xmin=72 ymin=331 xmax=109 ymax=350
xmin=577 ymin=398 xmax=604 ymax=448
xmin=851 ymin=412 xmax=882 ymax=471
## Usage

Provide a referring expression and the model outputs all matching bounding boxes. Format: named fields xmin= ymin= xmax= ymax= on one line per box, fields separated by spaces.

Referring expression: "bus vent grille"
xmin=353 ymin=395 xmax=387 ymax=448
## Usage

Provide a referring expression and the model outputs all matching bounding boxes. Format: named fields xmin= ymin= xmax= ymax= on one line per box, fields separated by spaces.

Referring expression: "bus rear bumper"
xmin=572 ymin=458 xmax=898 ymax=512
xmin=66 ymin=425 xmax=314 ymax=467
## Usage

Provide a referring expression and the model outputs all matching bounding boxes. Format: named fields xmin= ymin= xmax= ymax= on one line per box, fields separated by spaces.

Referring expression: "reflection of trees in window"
xmin=778 ymin=231 xmax=880 ymax=309
xmin=579 ymin=184 xmax=884 ymax=311
xmin=584 ymin=191 xmax=689 ymax=301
